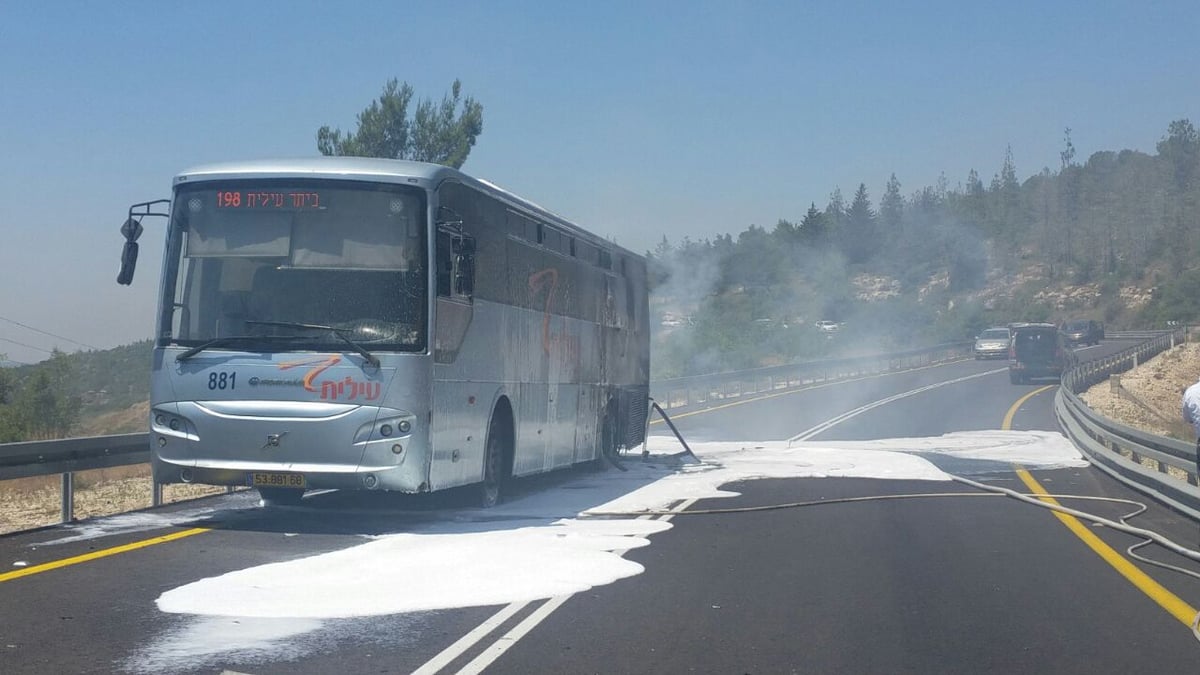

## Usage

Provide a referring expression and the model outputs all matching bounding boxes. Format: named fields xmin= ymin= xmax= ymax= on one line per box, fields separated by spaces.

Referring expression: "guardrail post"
xmin=152 ymin=481 xmax=163 ymax=507
xmin=60 ymin=472 xmax=74 ymax=524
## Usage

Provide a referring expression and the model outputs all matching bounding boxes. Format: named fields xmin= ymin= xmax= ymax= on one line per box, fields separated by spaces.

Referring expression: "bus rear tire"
xmin=480 ymin=407 xmax=512 ymax=508
xmin=259 ymin=487 xmax=305 ymax=506
xmin=598 ymin=403 xmax=619 ymax=468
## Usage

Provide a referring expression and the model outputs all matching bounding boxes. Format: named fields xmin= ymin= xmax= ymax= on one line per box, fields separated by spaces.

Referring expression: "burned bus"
xmin=117 ymin=158 xmax=649 ymax=505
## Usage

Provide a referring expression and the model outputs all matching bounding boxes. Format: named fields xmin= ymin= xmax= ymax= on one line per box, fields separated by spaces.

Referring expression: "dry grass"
xmin=1 ymin=465 xmax=236 ymax=535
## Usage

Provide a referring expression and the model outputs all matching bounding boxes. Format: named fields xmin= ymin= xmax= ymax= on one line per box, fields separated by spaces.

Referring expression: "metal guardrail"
xmin=0 ymin=433 xmax=150 ymax=525
xmin=651 ymin=342 xmax=972 ymax=411
xmin=1056 ymin=328 xmax=1200 ymax=521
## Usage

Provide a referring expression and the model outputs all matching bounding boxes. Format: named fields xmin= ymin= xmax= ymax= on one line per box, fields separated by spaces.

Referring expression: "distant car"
xmin=1009 ymin=323 xmax=1072 ymax=384
xmin=973 ymin=327 xmax=1011 ymax=360
xmin=1062 ymin=319 xmax=1103 ymax=346
xmin=815 ymin=320 xmax=840 ymax=333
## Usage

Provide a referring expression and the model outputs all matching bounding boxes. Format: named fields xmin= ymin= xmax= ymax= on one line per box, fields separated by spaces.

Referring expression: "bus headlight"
xmin=152 ymin=408 xmax=196 ymax=440
xmin=352 ymin=413 xmax=416 ymax=444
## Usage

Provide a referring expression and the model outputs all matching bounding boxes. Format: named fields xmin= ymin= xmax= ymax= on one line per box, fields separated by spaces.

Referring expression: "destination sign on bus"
xmin=215 ymin=190 xmax=324 ymax=210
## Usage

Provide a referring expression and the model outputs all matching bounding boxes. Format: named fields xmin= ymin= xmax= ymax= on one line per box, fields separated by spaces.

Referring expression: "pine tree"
xmin=842 ymin=183 xmax=877 ymax=264
xmin=317 ymin=78 xmax=483 ymax=168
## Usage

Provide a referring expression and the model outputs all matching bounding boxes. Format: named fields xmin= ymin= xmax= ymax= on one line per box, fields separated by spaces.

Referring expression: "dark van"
xmin=1009 ymin=323 xmax=1071 ymax=384
xmin=1062 ymin=319 xmax=1103 ymax=346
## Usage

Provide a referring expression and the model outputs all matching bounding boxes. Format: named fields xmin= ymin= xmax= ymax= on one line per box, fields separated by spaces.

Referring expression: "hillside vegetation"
xmin=0 ymin=341 xmax=152 ymax=441
xmin=649 ymin=120 xmax=1200 ymax=378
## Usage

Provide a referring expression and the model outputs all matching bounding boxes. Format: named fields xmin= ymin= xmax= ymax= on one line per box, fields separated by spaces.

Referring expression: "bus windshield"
xmin=160 ymin=180 xmax=428 ymax=353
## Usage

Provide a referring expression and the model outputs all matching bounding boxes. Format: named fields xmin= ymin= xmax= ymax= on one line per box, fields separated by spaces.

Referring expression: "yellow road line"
xmin=1001 ymin=385 xmax=1054 ymax=429
xmin=1014 ymin=469 xmax=1198 ymax=626
xmin=1003 ymin=387 xmax=1198 ymax=627
xmin=0 ymin=527 xmax=210 ymax=583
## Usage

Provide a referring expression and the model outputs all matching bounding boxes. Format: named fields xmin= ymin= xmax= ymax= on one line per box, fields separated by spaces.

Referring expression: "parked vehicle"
xmin=1062 ymin=319 xmax=1103 ymax=346
xmin=815 ymin=320 xmax=840 ymax=333
xmin=973 ymin=327 xmax=1011 ymax=360
xmin=1009 ymin=323 xmax=1071 ymax=384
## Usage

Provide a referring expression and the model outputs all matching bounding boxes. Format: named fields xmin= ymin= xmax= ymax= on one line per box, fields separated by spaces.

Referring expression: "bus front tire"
xmin=259 ymin=487 xmax=305 ymax=506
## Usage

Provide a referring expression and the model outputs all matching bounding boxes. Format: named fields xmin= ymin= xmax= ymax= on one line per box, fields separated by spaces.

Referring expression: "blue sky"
xmin=1 ymin=1 xmax=1197 ymax=363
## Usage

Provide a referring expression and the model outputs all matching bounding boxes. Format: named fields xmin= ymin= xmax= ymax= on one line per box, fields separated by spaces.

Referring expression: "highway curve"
xmin=3 ymin=338 xmax=1200 ymax=674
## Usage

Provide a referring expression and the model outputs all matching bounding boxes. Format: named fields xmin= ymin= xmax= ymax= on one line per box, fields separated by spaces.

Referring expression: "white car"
xmin=815 ymin=320 xmax=840 ymax=333
xmin=973 ymin=327 xmax=1011 ymax=359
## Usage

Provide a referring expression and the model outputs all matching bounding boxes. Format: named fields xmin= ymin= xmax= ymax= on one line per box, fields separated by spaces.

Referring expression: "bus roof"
xmin=174 ymin=157 xmax=642 ymax=261
xmin=175 ymin=157 xmax=456 ymax=185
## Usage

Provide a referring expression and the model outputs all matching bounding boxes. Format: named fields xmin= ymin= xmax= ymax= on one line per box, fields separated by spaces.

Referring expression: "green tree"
xmin=0 ymin=358 xmax=18 ymax=442
xmin=653 ymin=235 xmax=674 ymax=259
xmin=725 ymin=225 xmax=785 ymax=289
xmin=880 ymin=173 xmax=903 ymax=232
xmin=824 ymin=188 xmax=846 ymax=252
xmin=841 ymin=183 xmax=877 ymax=264
xmin=996 ymin=145 xmax=1024 ymax=240
xmin=772 ymin=218 xmax=799 ymax=242
xmin=11 ymin=350 xmax=80 ymax=440
xmin=798 ymin=203 xmax=827 ymax=248
xmin=317 ymin=78 xmax=483 ymax=168
xmin=1156 ymin=119 xmax=1199 ymax=272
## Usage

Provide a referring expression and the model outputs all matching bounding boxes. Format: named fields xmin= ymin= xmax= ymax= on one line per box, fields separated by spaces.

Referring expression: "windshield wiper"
xmin=244 ymin=320 xmax=381 ymax=369
xmin=174 ymin=335 xmax=303 ymax=362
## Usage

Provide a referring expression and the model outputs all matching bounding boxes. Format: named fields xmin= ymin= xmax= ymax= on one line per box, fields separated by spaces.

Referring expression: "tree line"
xmin=649 ymin=120 xmax=1200 ymax=378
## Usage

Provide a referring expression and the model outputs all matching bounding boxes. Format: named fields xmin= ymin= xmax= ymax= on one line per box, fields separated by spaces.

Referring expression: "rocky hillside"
xmin=1079 ymin=341 xmax=1200 ymax=441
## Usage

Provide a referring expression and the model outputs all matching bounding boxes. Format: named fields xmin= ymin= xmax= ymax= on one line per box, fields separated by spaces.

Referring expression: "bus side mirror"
xmin=117 ymin=241 xmax=139 ymax=285
xmin=454 ymin=253 xmax=475 ymax=297
xmin=451 ymin=235 xmax=476 ymax=297
xmin=117 ymin=215 xmax=146 ymax=285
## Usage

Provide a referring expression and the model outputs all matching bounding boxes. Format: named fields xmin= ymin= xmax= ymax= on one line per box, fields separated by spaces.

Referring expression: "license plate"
xmin=248 ymin=472 xmax=306 ymax=488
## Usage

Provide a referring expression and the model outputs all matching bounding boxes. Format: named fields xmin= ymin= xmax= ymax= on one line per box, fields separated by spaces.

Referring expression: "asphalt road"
xmin=3 ymin=339 xmax=1200 ymax=674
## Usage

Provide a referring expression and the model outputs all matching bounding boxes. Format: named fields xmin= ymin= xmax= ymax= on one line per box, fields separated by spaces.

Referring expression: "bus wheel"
xmin=259 ymin=487 xmax=305 ymax=506
xmin=602 ymin=406 xmax=619 ymax=460
xmin=480 ymin=413 xmax=510 ymax=508
xmin=594 ymin=402 xmax=621 ymax=471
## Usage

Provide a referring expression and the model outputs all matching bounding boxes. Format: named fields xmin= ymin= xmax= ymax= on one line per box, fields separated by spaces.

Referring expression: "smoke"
xmin=649 ymin=241 xmax=726 ymax=377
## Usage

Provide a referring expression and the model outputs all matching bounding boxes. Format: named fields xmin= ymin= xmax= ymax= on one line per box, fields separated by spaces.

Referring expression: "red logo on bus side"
xmin=278 ymin=355 xmax=381 ymax=401
xmin=528 ymin=268 xmax=580 ymax=374
xmin=528 ymin=268 xmax=559 ymax=355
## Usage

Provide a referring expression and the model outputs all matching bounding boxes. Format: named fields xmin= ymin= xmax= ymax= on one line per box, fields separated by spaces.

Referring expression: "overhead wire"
xmin=0 ymin=334 xmax=53 ymax=355
xmin=0 ymin=313 xmax=98 ymax=350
